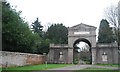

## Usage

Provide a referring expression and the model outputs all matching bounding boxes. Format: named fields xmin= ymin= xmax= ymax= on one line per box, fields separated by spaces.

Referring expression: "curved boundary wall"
xmin=0 ymin=51 xmax=45 ymax=68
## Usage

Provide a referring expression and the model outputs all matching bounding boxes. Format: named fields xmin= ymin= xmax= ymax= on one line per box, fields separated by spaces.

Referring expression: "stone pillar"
xmin=67 ymin=48 xmax=73 ymax=64
xmin=47 ymin=49 xmax=54 ymax=63
xmin=92 ymin=48 xmax=96 ymax=64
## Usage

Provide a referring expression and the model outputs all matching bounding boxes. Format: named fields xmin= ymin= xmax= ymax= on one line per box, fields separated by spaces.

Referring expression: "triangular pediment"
xmin=69 ymin=23 xmax=96 ymax=30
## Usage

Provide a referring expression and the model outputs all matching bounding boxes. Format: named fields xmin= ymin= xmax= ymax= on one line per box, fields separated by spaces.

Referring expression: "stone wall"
xmin=48 ymin=43 xmax=119 ymax=64
xmin=0 ymin=51 xmax=45 ymax=67
xmin=47 ymin=44 xmax=69 ymax=64
xmin=95 ymin=44 xmax=119 ymax=64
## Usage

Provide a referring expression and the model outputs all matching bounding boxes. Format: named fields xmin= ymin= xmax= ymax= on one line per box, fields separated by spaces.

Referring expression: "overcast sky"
xmin=7 ymin=0 xmax=119 ymax=32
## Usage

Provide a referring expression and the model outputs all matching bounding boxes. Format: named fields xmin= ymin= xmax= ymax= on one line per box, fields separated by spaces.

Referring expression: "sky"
xmin=7 ymin=0 xmax=119 ymax=32
xmin=76 ymin=42 xmax=89 ymax=52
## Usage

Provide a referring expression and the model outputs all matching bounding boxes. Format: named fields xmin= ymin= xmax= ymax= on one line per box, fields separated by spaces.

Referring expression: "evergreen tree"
xmin=46 ymin=23 xmax=68 ymax=44
xmin=31 ymin=18 xmax=50 ymax=54
xmin=2 ymin=1 xmax=41 ymax=53
xmin=31 ymin=18 xmax=43 ymax=37
xmin=98 ymin=19 xmax=115 ymax=43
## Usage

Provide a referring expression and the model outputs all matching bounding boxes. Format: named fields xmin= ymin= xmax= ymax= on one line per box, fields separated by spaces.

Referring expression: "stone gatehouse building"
xmin=47 ymin=23 xmax=119 ymax=64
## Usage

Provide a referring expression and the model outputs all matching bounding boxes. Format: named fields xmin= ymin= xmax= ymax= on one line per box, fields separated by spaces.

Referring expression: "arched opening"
xmin=73 ymin=38 xmax=92 ymax=64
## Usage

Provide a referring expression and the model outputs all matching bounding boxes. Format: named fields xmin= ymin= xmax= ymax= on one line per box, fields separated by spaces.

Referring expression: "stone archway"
xmin=48 ymin=23 xmax=118 ymax=64
xmin=68 ymin=23 xmax=96 ymax=48
xmin=48 ymin=23 xmax=97 ymax=64
xmin=67 ymin=23 xmax=97 ymax=64
xmin=73 ymin=38 xmax=92 ymax=64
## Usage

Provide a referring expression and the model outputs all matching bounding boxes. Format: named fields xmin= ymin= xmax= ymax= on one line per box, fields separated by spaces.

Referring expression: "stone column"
xmin=68 ymin=48 xmax=73 ymax=64
xmin=92 ymin=48 xmax=96 ymax=64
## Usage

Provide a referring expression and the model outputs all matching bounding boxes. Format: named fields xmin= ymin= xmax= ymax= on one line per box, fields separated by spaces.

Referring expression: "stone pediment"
xmin=69 ymin=23 xmax=96 ymax=30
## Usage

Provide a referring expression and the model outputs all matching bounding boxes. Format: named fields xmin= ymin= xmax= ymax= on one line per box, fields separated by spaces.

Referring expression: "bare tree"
xmin=105 ymin=1 xmax=120 ymax=49
xmin=105 ymin=5 xmax=118 ymax=27
xmin=118 ymin=1 xmax=120 ymax=50
xmin=118 ymin=1 xmax=120 ymax=29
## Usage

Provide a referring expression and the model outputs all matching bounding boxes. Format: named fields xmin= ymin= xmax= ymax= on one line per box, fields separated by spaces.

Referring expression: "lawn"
xmin=95 ymin=64 xmax=119 ymax=67
xmin=75 ymin=67 xmax=118 ymax=72
xmin=83 ymin=67 xmax=112 ymax=70
xmin=74 ymin=64 xmax=120 ymax=72
xmin=2 ymin=64 xmax=72 ymax=71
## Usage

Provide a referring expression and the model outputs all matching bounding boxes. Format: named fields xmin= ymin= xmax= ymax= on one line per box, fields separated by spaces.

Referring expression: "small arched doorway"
xmin=73 ymin=38 xmax=92 ymax=64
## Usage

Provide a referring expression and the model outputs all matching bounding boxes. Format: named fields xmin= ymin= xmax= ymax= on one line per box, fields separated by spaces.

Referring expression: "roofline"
xmin=69 ymin=23 xmax=97 ymax=29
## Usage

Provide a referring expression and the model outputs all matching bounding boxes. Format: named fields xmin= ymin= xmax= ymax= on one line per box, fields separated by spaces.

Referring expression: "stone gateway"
xmin=47 ymin=23 xmax=119 ymax=64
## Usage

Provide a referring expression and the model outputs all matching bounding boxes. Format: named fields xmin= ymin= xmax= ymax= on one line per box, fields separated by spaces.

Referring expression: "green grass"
xmin=95 ymin=64 xmax=119 ymax=67
xmin=75 ymin=67 xmax=118 ymax=72
xmin=2 ymin=64 xmax=72 ymax=70
xmin=0 ymin=68 xmax=2 ymax=72
xmin=83 ymin=67 xmax=112 ymax=70
xmin=75 ymin=70 xmax=119 ymax=72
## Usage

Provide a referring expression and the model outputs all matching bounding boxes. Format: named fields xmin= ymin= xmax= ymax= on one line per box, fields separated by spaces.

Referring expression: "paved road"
xmin=32 ymin=64 xmax=120 ymax=72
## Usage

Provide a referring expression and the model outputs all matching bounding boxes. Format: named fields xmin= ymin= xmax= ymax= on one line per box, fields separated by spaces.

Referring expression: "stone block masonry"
xmin=0 ymin=51 xmax=45 ymax=67
xmin=95 ymin=43 xmax=119 ymax=64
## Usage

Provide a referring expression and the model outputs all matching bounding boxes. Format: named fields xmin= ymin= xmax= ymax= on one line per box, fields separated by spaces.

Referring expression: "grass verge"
xmin=95 ymin=64 xmax=119 ymax=67
xmin=75 ymin=67 xmax=118 ymax=72
xmin=2 ymin=64 xmax=72 ymax=70
xmin=83 ymin=67 xmax=112 ymax=70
